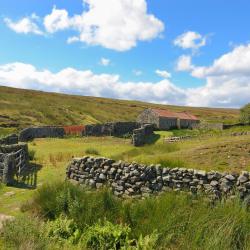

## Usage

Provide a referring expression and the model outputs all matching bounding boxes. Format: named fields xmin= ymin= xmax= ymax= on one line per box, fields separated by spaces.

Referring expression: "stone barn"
xmin=137 ymin=108 xmax=199 ymax=130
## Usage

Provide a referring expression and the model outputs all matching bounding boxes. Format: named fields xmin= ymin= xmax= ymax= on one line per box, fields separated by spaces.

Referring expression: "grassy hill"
xmin=0 ymin=86 xmax=240 ymax=131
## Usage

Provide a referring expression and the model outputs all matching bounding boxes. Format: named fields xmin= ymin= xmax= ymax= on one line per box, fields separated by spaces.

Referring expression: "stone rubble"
xmin=66 ymin=156 xmax=250 ymax=202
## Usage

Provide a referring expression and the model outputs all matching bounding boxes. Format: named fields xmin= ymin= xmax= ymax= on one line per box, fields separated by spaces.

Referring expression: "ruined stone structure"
xmin=83 ymin=122 xmax=140 ymax=137
xmin=132 ymin=124 xmax=154 ymax=146
xmin=19 ymin=126 xmax=65 ymax=142
xmin=137 ymin=108 xmax=199 ymax=130
xmin=66 ymin=156 xmax=250 ymax=202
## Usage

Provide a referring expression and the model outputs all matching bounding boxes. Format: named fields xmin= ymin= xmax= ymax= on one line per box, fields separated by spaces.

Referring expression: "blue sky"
xmin=0 ymin=0 xmax=250 ymax=107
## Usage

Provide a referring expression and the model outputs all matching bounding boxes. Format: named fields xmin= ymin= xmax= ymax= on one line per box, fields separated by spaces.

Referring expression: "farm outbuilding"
xmin=137 ymin=108 xmax=199 ymax=130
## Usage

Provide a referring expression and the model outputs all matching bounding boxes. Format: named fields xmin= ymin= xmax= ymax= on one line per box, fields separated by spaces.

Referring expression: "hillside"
xmin=0 ymin=86 xmax=240 ymax=131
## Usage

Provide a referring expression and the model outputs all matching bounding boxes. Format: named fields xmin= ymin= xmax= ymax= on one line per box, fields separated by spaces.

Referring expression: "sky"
xmin=0 ymin=0 xmax=250 ymax=108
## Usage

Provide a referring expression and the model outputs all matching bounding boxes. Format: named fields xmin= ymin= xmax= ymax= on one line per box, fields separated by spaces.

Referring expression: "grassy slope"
xmin=0 ymin=86 xmax=240 ymax=130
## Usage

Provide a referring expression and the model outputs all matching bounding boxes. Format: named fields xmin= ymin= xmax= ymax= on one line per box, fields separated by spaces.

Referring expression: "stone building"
xmin=137 ymin=108 xmax=199 ymax=130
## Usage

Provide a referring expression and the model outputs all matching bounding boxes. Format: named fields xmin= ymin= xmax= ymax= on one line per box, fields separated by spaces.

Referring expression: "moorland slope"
xmin=0 ymin=86 xmax=240 ymax=130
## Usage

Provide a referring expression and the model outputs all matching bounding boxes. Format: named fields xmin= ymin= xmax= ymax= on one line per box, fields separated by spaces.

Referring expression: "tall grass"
xmin=85 ymin=148 xmax=100 ymax=155
xmin=21 ymin=181 xmax=250 ymax=249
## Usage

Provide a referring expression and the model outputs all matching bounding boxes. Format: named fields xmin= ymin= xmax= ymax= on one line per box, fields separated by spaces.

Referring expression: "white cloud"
xmin=191 ymin=44 xmax=250 ymax=78
xmin=44 ymin=7 xmax=70 ymax=33
xmin=155 ymin=69 xmax=171 ymax=78
xmin=1 ymin=44 xmax=250 ymax=108
xmin=43 ymin=0 xmax=164 ymax=51
xmin=176 ymin=55 xmax=194 ymax=72
xmin=186 ymin=44 xmax=250 ymax=107
xmin=0 ymin=62 xmax=185 ymax=105
xmin=99 ymin=58 xmax=110 ymax=66
xmin=174 ymin=31 xmax=206 ymax=50
xmin=4 ymin=15 xmax=44 ymax=35
xmin=5 ymin=1 xmax=164 ymax=51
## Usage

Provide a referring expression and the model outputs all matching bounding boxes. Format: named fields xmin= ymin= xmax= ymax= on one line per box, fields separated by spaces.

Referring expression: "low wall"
xmin=0 ymin=143 xmax=29 ymax=185
xmin=191 ymin=122 xmax=223 ymax=130
xmin=66 ymin=156 xmax=250 ymax=201
xmin=84 ymin=122 xmax=139 ymax=137
xmin=231 ymin=131 xmax=250 ymax=136
xmin=132 ymin=124 xmax=154 ymax=146
xmin=0 ymin=134 xmax=18 ymax=145
xmin=223 ymin=123 xmax=250 ymax=129
xmin=19 ymin=126 xmax=65 ymax=142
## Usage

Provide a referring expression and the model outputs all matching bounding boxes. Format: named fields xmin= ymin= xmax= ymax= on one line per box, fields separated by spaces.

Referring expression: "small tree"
xmin=240 ymin=103 xmax=250 ymax=124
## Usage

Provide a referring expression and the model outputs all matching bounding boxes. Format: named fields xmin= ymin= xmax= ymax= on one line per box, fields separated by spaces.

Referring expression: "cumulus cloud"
xmin=99 ymin=58 xmax=110 ymax=66
xmin=186 ymin=44 xmax=250 ymax=107
xmin=176 ymin=55 xmax=194 ymax=72
xmin=155 ymin=69 xmax=171 ymax=78
xmin=44 ymin=0 xmax=164 ymax=51
xmin=0 ymin=44 xmax=249 ymax=108
xmin=4 ymin=15 xmax=44 ymax=35
xmin=191 ymin=44 xmax=250 ymax=78
xmin=5 ymin=1 xmax=164 ymax=51
xmin=44 ymin=7 xmax=70 ymax=33
xmin=0 ymin=62 xmax=185 ymax=105
xmin=174 ymin=31 xmax=206 ymax=50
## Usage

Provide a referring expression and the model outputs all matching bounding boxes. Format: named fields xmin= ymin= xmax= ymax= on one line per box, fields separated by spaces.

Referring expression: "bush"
xmin=28 ymin=149 xmax=36 ymax=161
xmin=1 ymin=215 xmax=47 ymax=250
xmin=80 ymin=220 xmax=131 ymax=250
xmin=23 ymin=181 xmax=122 ymax=227
xmin=22 ymin=181 xmax=250 ymax=249
xmin=85 ymin=148 xmax=100 ymax=155
xmin=45 ymin=215 xmax=81 ymax=244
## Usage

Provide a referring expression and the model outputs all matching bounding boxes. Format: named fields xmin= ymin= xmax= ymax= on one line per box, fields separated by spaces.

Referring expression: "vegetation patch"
xmin=85 ymin=148 xmax=100 ymax=155
xmin=3 ymin=182 xmax=248 ymax=249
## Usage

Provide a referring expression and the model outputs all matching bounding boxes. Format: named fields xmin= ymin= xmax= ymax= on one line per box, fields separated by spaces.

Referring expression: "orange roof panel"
xmin=151 ymin=109 xmax=199 ymax=121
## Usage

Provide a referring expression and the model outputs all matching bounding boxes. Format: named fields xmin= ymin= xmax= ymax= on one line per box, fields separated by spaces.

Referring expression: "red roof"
xmin=151 ymin=109 xmax=199 ymax=121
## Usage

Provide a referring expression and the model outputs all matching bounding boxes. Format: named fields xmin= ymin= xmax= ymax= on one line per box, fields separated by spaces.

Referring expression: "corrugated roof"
xmin=151 ymin=109 xmax=199 ymax=121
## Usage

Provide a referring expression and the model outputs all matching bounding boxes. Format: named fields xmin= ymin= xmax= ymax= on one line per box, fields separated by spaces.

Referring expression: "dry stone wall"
xmin=191 ymin=122 xmax=223 ymax=130
xmin=66 ymin=156 xmax=250 ymax=202
xmin=84 ymin=122 xmax=140 ymax=137
xmin=132 ymin=124 xmax=154 ymax=146
xmin=19 ymin=126 xmax=65 ymax=142
xmin=0 ymin=134 xmax=18 ymax=145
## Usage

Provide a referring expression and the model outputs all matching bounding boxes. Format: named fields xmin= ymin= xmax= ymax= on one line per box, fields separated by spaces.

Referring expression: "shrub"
xmin=22 ymin=181 xmax=250 ymax=249
xmin=85 ymin=148 xmax=100 ymax=155
xmin=23 ymin=181 xmax=122 ymax=227
xmin=135 ymin=232 xmax=159 ymax=250
xmin=28 ymin=149 xmax=36 ymax=161
xmin=80 ymin=220 xmax=131 ymax=250
xmin=45 ymin=215 xmax=81 ymax=244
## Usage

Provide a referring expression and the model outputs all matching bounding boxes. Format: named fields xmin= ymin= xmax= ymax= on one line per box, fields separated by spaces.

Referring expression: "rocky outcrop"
xmin=19 ymin=126 xmax=65 ymax=142
xmin=66 ymin=156 xmax=250 ymax=202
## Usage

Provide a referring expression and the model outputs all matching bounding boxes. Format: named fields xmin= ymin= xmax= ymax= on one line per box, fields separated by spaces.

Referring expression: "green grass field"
xmin=0 ymin=86 xmax=240 ymax=132
xmin=0 ymin=128 xmax=249 ymax=217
